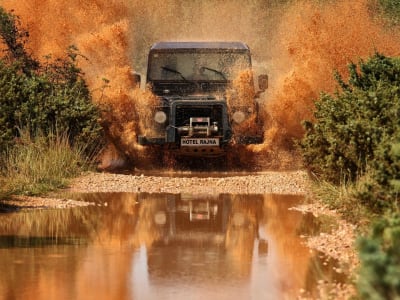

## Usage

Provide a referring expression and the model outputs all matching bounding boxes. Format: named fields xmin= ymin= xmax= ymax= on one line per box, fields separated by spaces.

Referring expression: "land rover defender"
xmin=136 ymin=41 xmax=267 ymax=157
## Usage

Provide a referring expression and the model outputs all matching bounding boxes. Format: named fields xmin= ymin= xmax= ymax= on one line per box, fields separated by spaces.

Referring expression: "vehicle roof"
xmin=150 ymin=41 xmax=250 ymax=51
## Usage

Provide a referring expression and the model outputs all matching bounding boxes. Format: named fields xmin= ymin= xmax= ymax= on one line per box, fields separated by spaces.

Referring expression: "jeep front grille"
xmin=175 ymin=105 xmax=223 ymax=133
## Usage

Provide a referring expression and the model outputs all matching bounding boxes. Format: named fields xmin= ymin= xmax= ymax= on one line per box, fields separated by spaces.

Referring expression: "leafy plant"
xmin=376 ymin=0 xmax=400 ymax=25
xmin=357 ymin=212 xmax=400 ymax=300
xmin=301 ymin=53 xmax=400 ymax=187
xmin=356 ymin=132 xmax=400 ymax=211
xmin=300 ymin=52 xmax=400 ymax=299
xmin=0 ymin=6 xmax=39 ymax=72
xmin=0 ymin=7 xmax=104 ymax=197
xmin=0 ymin=7 xmax=104 ymax=155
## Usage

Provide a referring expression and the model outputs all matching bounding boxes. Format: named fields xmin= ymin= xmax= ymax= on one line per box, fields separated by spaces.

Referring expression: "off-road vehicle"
xmin=136 ymin=41 xmax=267 ymax=157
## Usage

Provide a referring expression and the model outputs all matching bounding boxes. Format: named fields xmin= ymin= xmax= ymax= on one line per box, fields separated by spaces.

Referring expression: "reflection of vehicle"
xmin=188 ymin=200 xmax=214 ymax=221
xmin=135 ymin=42 xmax=268 ymax=157
xmin=149 ymin=194 xmax=230 ymax=242
xmin=137 ymin=193 xmax=266 ymax=249
xmin=136 ymin=193 xmax=266 ymax=280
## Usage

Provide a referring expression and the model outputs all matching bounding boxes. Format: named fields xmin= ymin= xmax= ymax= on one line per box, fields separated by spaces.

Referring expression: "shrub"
xmin=0 ymin=6 xmax=38 ymax=72
xmin=0 ymin=7 xmax=104 ymax=155
xmin=301 ymin=53 xmax=400 ymax=185
xmin=356 ymin=132 xmax=400 ymax=211
xmin=357 ymin=212 xmax=400 ymax=300
xmin=377 ymin=0 xmax=400 ymax=25
xmin=0 ymin=7 xmax=104 ymax=196
xmin=0 ymin=49 xmax=104 ymax=155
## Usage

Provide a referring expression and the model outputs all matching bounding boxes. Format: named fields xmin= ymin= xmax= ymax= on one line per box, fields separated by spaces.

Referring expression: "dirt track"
xmin=67 ymin=170 xmax=310 ymax=195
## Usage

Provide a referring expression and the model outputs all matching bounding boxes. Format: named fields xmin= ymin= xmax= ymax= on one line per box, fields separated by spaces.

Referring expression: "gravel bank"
xmin=67 ymin=170 xmax=310 ymax=194
xmin=293 ymin=203 xmax=358 ymax=299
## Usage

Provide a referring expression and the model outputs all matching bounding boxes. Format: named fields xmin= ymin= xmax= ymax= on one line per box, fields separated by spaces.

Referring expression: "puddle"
xmin=0 ymin=193 xmax=347 ymax=299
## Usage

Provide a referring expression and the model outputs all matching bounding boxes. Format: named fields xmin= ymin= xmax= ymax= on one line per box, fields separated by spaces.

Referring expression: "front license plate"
xmin=181 ymin=138 xmax=219 ymax=146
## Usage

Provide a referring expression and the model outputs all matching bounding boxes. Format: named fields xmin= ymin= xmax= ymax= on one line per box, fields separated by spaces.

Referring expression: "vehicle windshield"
xmin=148 ymin=50 xmax=251 ymax=81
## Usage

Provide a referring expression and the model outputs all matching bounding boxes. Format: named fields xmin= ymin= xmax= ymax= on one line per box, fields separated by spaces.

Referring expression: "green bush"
xmin=0 ymin=6 xmax=38 ymax=72
xmin=356 ymin=133 xmax=400 ymax=211
xmin=0 ymin=7 xmax=104 ymax=196
xmin=0 ymin=50 xmax=104 ymax=155
xmin=377 ymin=0 xmax=400 ymax=25
xmin=300 ymin=52 xmax=400 ymax=298
xmin=301 ymin=53 xmax=400 ymax=186
xmin=357 ymin=212 xmax=400 ymax=300
xmin=0 ymin=7 xmax=104 ymax=155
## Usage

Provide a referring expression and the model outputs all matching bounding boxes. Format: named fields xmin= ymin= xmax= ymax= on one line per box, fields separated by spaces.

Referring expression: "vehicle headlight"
xmin=232 ymin=111 xmax=246 ymax=124
xmin=154 ymin=211 xmax=166 ymax=225
xmin=154 ymin=111 xmax=167 ymax=124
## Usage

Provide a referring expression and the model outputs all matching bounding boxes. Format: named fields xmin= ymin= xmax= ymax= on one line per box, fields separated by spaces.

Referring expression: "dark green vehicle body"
xmin=137 ymin=41 xmax=267 ymax=157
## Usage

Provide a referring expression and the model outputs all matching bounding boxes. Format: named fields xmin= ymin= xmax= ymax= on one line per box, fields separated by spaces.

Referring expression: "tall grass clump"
xmin=1 ymin=131 xmax=92 ymax=195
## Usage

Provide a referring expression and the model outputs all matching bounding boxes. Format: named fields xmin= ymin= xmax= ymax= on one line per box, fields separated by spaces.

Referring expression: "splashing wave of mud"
xmin=257 ymin=0 xmax=400 ymax=153
xmin=2 ymin=0 xmax=400 ymax=170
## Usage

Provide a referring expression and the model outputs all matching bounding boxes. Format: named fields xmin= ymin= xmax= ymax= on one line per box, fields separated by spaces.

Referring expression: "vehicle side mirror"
xmin=258 ymin=74 xmax=268 ymax=91
xmin=130 ymin=72 xmax=141 ymax=88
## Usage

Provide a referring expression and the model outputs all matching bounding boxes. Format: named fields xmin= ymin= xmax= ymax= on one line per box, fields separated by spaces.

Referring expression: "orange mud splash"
xmin=227 ymin=70 xmax=258 ymax=137
xmin=1 ymin=0 xmax=149 ymax=168
xmin=252 ymin=0 xmax=400 ymax=159
xmin=2 ymin=0 xmax=400 ymax=170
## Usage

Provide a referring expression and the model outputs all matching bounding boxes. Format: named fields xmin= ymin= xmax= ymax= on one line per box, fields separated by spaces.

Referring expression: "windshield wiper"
xmin=161 ymin=66 xmax=188 ymax=81
xmin=201 ymin=66 xmax=227 ymax=80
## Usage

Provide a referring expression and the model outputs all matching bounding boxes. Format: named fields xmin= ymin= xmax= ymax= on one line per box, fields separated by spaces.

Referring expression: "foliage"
xmin=300 ymin=52 xmax=400 ymax=298
xmin=357 ymin=212 xmax=400 ymax=300
xmin=0 ymin=6 xmax=38 ymax=72
xmin=356 ymin=133 xmax=400 ymax=211
xmin=301 ymin=54 xmax=400 ymax=205
xmin=0 ymin=130 xmax=91 ymax=196
xmin=0 ymin=7 xmax=104 ymax=197
xmin=376 ymin=0 xmax=400 ymax=25
xmin=0 ymin=7 xmax=104 ymax=155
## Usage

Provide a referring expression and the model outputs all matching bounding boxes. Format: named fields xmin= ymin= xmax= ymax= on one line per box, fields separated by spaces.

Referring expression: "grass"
xmin=0 ymin=130 xmax=94 ymax=197
xmin=309 ymin=172 xmax=376 ymax=231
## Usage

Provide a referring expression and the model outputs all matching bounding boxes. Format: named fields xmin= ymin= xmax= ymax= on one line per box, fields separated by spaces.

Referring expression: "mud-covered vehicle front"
xmin=137 ymin=41 xmax=267 ymax=157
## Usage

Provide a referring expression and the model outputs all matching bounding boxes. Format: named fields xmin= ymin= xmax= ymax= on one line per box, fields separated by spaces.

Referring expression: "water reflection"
xmin=0 ymin=193 xmax=343 ymax=300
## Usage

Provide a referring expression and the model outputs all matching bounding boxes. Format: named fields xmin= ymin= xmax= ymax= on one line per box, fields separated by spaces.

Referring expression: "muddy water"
xmin=0 ymin=193 xmax=344 ymax=299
